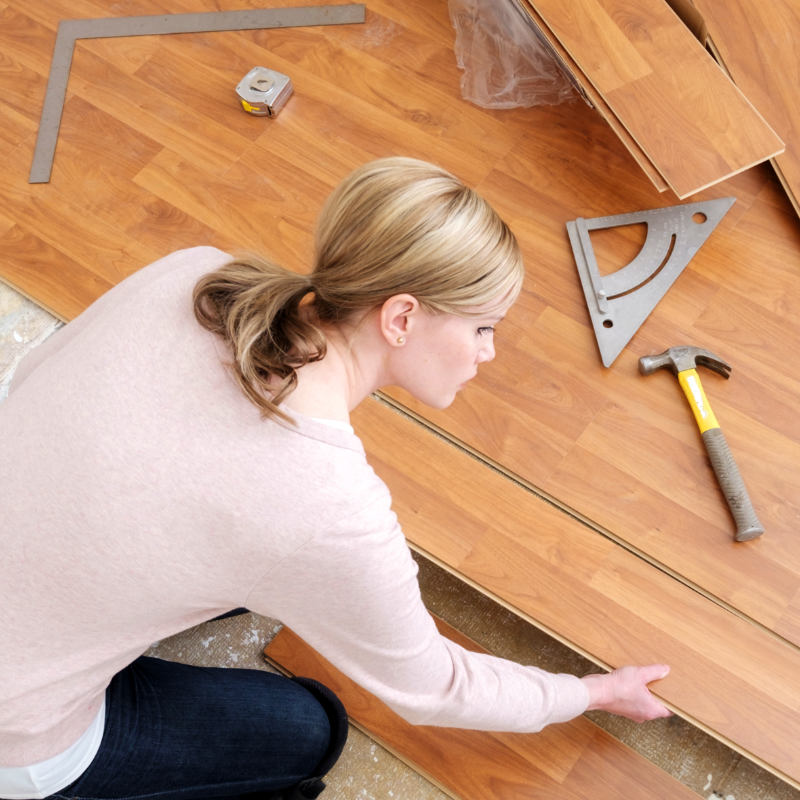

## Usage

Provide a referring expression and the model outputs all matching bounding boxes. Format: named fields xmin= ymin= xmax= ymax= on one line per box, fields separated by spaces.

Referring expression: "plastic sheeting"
xmin=449 ymin=0 xmax=576 ymax=108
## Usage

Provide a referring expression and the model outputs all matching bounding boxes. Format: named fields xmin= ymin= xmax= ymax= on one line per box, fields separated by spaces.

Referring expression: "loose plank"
xmin=264 ymin=622 xmax=700 ymax=800
xmin=691 ymin=0 xmax=800 ymax=216
xmin=527 ymin=0 xmax=784 ymax=196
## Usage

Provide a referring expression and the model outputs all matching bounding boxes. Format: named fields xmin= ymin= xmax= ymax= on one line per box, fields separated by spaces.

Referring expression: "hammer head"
xmin=638 ymin=346 xmax=732 ymax=378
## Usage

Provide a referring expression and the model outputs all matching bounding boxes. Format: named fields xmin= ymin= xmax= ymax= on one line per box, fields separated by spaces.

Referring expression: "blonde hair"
xmin=193 ymin=157 xmax=524 ymax=420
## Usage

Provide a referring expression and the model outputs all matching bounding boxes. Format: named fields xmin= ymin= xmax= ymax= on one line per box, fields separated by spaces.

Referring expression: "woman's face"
xmin=394 ymin=299 xmax=509 ymax=409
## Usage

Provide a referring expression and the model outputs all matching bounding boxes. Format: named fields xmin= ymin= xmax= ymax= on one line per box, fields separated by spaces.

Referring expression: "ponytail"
xmin=192 ymin=256 xmax=326 ymax=421
xmin=193 ymin=157 xmax=523 ymax=421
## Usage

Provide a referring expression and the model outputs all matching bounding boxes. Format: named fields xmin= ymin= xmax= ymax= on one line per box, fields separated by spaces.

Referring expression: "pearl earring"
xmin=396 ymin=336 xmax=406 ymax=345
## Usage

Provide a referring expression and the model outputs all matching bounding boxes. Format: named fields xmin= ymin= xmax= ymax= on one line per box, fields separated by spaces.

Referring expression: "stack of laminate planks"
xmin=514 ymin=0 xmax=784 ymax=198
xmin=690 ymin=0 xmax=800 ymax=216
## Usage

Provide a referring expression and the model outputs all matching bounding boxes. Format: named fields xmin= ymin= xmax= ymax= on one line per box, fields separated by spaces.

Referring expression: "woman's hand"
xmin=580 ymin=665 xmax=672 ymax=723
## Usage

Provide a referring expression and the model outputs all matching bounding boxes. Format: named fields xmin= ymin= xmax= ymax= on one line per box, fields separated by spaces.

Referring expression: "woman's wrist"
xmin=580 ymin=673 xmax=609 ymax=712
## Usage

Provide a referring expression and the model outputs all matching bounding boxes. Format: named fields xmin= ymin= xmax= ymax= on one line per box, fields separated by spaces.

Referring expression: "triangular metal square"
xmin=566 ymin=197 xmax=735 ymax=367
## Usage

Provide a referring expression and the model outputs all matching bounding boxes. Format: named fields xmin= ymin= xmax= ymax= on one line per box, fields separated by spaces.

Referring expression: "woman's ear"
xmin=379 ymin=294 xmax=420 ymax=346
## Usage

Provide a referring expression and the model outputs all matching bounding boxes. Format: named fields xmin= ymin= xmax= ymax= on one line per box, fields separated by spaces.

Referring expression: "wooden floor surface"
xmin=1 ymin=0 xmax=798 ymax=790
xmin=353 ymin=396 xmax=800 ymax=784
xmin=265 ymin=622 xmax=700 ymax=800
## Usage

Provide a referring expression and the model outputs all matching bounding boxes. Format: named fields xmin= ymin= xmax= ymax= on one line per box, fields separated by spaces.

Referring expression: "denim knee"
xmin=281 ymin=678 xmax=348 ymax=800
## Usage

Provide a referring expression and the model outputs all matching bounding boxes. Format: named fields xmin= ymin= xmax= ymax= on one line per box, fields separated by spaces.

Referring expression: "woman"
xmin=0 ymin=157 xmax=670 ymax=800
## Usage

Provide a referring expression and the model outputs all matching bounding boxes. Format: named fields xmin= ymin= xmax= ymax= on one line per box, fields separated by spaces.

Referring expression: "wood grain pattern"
xmin=525 ymin=0 xmax=784 ymax=197
xmin=264 ymin=622 xmax=700 ymax=800
xmin=515 ymin=0 xmax=669 ymax=193
xmin=386 ymin=169 xmax=800 ymax=649
xmin=352 ymin=397 xmax=800 ymax=786
xmin=0 ymin=0 xmax=798 ymax=788
xmin=691 ymin=0 xmax=800 ymax=216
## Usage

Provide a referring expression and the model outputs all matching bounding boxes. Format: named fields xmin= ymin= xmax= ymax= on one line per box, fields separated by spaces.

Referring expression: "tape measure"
xmin=236 ymin=66 xmax=293 ymax=116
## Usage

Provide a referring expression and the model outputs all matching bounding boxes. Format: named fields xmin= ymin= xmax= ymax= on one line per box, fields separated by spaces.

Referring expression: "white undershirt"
xmin=311 ymin=416 xmax=354 ymax=432
xmin=0 ymin=700 xmax=105 ymax=799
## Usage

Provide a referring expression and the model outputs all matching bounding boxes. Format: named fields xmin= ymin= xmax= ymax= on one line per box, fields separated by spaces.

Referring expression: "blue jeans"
xmin=48 ymin=656 xmax=346 ymax=800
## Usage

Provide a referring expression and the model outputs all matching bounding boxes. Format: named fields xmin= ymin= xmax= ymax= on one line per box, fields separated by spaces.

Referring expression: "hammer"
xmin=638 ymin=346 xmax=764 ymax=542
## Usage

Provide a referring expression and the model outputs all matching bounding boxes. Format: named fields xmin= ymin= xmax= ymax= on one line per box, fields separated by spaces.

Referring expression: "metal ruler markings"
xmin=29 ymin=4 xmax=366 ymax=183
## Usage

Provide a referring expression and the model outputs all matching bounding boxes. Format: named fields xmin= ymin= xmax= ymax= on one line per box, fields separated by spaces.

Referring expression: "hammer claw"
xmin=696 ymin=354 xmax=731 ymax=379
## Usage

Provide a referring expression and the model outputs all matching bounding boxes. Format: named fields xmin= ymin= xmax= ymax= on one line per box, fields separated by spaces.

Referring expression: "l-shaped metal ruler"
xmin=29 ymin=4 xmax=366 ymax=183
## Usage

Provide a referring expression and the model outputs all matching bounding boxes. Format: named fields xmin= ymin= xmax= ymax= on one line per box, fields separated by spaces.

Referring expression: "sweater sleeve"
xmin=245 ymin=476 xmax=589 ymax=733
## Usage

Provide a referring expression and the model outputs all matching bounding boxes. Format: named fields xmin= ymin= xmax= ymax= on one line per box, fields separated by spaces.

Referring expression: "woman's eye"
xmin=477 ymin=327 xmax=494 ymax=337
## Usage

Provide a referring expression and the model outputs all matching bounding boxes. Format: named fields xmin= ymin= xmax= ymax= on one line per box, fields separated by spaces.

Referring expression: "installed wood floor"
xmin=1 ymin=0 xmax=799 ymax=793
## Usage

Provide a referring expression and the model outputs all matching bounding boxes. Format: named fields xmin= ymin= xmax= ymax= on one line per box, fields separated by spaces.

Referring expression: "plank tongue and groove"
xmin=690 ymin=0 xmax=800 ymax=216
xmin=524 ymin=0 xmax=784 ymax=198
xmin=264 ymin=622 xmax=701 ymax=800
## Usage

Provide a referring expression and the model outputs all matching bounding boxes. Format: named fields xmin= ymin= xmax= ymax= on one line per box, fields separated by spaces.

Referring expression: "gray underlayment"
xmin=1 ymin=281 xmax=796 ymax=800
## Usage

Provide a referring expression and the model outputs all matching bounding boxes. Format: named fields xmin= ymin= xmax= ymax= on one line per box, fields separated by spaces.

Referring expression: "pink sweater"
xmin=0 ymin=247 xmax=588 ymax=767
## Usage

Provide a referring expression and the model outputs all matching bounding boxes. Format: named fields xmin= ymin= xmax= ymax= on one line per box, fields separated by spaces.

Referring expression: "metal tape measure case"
xmin=236 ymin=66 xmax=293 ymax=116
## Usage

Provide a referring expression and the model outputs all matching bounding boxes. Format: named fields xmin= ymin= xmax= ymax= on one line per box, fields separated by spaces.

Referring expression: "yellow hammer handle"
xmin=677 ymin=368 xmax=719 ymax=432
xmin=677 ymin=368 xmax=764 ymax=540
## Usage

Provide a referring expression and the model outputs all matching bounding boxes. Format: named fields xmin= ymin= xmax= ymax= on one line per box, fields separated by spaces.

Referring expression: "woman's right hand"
xmin=580 ymin=664 xmax=672 ymax=723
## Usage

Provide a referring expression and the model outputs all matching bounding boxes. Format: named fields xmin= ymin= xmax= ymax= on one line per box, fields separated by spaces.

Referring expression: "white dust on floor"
xmin=0 ymin=283 xmax=60 ymax=399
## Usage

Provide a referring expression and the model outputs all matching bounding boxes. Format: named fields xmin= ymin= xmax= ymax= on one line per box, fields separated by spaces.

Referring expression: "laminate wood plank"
xmin=0 ymin=148 xmax=157 ymax=308
xmin=0 ymin=225 xmax=113 ymax=319
xmin=0 ymin=6 xmax=58 ymax=76
xmin=690 ymin=0 xmax=800 ymax=215
xmin=264 ymin=623 xmax=700 ymax=800
xmin=0 ymin=208 xmax=14 ymax=239
xmin=351 ymin=398 xmax=800 ymax=786
xmin=527 ymin=0 xmax=784 ymax=197
xmin=516 ymin=0 xmax=669 ymax=193
xmin=0 ymin=54 xmax=43 ymax=155
xmin=133 ymin=148 xmax=328 ymax=269
xmin=68 ymin=45 xmax=258 ymax=174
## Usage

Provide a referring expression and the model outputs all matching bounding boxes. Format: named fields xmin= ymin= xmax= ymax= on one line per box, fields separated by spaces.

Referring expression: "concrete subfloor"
xmin=2 ymin=281 xmax=797 ymax=800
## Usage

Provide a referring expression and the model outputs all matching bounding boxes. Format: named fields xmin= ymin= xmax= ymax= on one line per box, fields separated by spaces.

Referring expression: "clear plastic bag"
xmin=448 ymin=0 xmax=576 ymax=109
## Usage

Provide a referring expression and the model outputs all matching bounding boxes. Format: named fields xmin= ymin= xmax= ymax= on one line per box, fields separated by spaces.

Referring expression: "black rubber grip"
xmin=701 ymin=427 xmax=764 ymax=541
